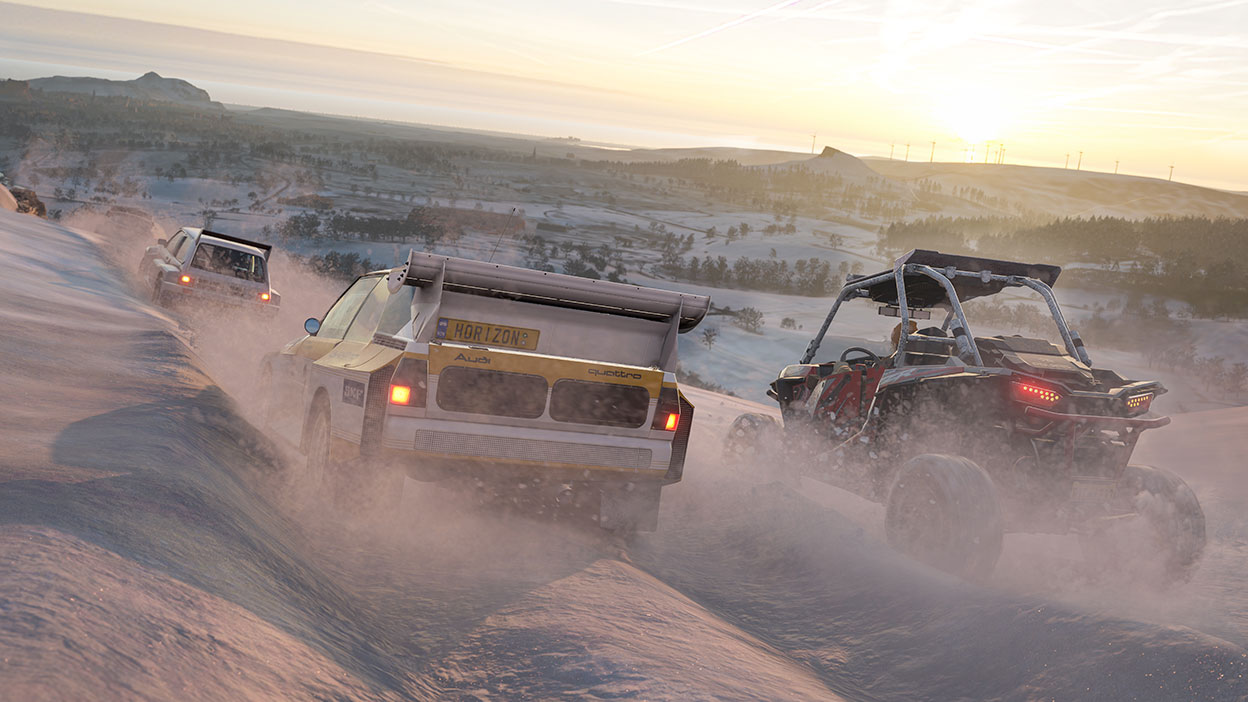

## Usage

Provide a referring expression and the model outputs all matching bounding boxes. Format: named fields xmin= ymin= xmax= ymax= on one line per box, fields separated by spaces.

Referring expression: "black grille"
xmin=360 ymin=365 xmax=396 ymax=458
xmin=665 ymin=394 xmax=694 ymax=481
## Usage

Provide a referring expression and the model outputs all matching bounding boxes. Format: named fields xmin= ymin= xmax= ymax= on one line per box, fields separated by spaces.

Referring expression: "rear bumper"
xmin=380 ymin=415 xmax=677 ymax=483
xmin=159 ymin=280 xmax=279 ymax=313
xmin=1019 ymin=406 xmax=1170 ymax=432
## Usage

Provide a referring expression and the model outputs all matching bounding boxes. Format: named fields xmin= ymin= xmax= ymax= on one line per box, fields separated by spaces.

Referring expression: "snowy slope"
xmin=2 ymin=208 xmax=1247 ymax=700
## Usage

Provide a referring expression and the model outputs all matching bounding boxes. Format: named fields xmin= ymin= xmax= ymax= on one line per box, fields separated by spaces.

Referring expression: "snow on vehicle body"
xmin=140 ymin=227 xmax=280 ymax=313
xmin=261 ymin=251 xmax=706 ymax=531
xmin=729 ymin=249 xmax=1204 ymax=580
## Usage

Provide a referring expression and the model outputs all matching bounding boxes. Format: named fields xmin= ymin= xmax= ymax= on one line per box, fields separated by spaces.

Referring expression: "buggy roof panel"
xmin=849 ymin=249 xmax=1062 ymax=307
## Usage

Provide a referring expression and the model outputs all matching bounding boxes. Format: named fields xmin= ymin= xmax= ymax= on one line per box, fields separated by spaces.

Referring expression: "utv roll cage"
xmin=802 ymin=249 xmax=1093 ymax=368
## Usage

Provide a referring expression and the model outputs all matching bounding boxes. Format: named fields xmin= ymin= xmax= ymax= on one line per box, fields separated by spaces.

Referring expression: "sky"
xmin=1 ymin=0 xmax=1246 ymax=190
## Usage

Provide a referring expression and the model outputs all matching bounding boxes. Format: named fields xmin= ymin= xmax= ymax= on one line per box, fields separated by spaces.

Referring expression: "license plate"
xmin=1070 ymin=480 xmax=1117 ymax=503
xmin=436 ymin=317 xmax=540 ymax=351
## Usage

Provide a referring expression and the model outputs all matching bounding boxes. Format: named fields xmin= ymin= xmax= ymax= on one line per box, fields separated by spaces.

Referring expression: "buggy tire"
xmin=1122 ymin=464 xmax=1205 ymax=584
xmin=723 ymin=413 xmax=782 ymax=463
xmin=885 ymin=454 xmax=1003 ymax=581
xmin=305 ymin=400 xmax=403 ymax=521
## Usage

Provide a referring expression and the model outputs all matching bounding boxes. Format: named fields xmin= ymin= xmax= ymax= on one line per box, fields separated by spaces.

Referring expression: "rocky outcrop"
xmin=10 ymin=187 xmax=47 ymax=217
xmin=28 ymin=72 xmax=221 ymax=109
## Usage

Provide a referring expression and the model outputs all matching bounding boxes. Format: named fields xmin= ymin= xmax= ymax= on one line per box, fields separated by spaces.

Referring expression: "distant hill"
xmin=770 ymin=146 xmax=888 ymax=182
xmin=867 ymin=160 xmax=1248 ymax=219
xmin=27 ymin=72 xmax=221 ymax=109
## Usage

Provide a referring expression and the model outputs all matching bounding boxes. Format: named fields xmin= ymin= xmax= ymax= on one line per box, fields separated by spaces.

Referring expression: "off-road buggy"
xmin=727 ymin=249 xmax=1205 ymax=581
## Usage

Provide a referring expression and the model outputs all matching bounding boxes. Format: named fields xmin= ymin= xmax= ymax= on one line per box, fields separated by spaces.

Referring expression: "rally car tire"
xmin=885 ymin=454 xmax=1003 ymax=581
xmin=305 ymin=400 xmax=402 ymax=521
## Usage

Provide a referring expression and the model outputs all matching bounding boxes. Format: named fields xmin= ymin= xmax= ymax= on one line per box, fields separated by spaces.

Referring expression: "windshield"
xmin=190 ymin=243 xmax=266 ymax=282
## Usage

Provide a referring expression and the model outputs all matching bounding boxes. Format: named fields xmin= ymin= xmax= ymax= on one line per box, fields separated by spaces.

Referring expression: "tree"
xmin=200 ymin=209 xmax=218 ymax=229
xmin=780 ymin=317 xmax=797 ymax=329
xmin=735 ymin=307 xmax=765 ymax=334
xmin=701 ymin=327 xmax=719 ymax=350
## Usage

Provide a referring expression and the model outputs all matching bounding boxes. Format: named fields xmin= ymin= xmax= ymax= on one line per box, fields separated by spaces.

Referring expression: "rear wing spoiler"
xmin=386 ymin=250 xmax=709 ymax=332
xmin=199 ymin=229 xmax=273 ymax=261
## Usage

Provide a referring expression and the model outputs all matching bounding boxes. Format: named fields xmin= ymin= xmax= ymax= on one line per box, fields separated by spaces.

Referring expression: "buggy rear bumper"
xmin=1019 ymin=406 xmax=1170 ymax=433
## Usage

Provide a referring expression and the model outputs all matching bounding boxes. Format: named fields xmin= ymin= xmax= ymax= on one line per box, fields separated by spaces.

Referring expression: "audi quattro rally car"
xmin=258 ymin=250 xmax=708 ymax=531
xmin=727 ymin=249 xmax=1204 ymax=581
xmin=139 ymin=227 xmax=280 ymax=314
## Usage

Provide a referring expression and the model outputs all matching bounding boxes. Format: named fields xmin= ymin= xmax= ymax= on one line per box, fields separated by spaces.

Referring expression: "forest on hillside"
xmin=878 ymin=215 xmax=1248 ymax=317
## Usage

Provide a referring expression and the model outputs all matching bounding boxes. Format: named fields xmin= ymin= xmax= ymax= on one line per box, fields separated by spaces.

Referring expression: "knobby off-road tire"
xmin=1084 ymin=464 xmax=1206 ymax=586
xmin=305 ymin=401 xmax=403 ymax=521
xmin=723 ymin=413 xmax=782 ymax=464
xmin=885 ymin=454 xmax=1004 ymax=581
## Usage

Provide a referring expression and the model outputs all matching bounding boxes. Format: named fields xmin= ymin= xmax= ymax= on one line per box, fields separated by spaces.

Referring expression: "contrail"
xmin=639 ymin=0 xmax=806 ymax=56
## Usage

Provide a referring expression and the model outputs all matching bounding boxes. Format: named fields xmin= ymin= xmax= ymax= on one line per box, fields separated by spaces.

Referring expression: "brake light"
xmin=1012 ymin=381 xmax=1061 ymax=406
xmin=260 ymin=292 xmax=271 ymax=301
xmin=179 ymin=274 xmax=191 ymax=285
xmin=664 ymin=412 xmax=679 ymax=431
xmin=389 ymin=357 xmax=428 ymax=407
xmin=1126 ymin=393 xmax=1153 ymax=413
xmin=652 ymin=386 xmax=681 ymax=431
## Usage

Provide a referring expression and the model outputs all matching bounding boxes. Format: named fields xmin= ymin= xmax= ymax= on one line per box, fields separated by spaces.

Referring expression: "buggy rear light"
xmin=389 ymin=357 xmax=428 ymax=407
xmin=1126 ymin=392 xmax=1153 ymax=414
xmin=260 ymin=292 xmax=271 ymax=302
xmin=652 ymin=386 xmax=680 ymax=431
xmin=1011 ymin=381 xmax=1061 ymax=407
xmin=179 ymin=274 xmax=192 ymax=285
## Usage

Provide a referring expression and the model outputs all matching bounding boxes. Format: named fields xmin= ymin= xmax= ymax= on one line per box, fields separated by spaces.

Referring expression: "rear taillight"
xmin=1012 ymin=381 xmax=1062 ymax=407
xmin=389 ymin=357 xmax=428 ymax=407
xmin=652 ymin=386 xmax=680 ymax=431
xmin=178 ymin=274 xmax=192 ymax=285
xmin=260 ymin=292 xmax=271 ymax=302
xmin=1126 ymin=392 xmax=1153 ymax=414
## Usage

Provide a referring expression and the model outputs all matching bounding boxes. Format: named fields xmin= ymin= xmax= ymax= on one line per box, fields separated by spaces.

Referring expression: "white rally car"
xmin=139 ymin=227 xmax=280 ymax=314
xmin=258 ymin=251 xmax=708 ymax=531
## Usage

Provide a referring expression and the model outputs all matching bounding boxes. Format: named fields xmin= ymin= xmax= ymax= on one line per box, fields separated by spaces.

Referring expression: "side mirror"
xmin=157 ymin=238 xmax=168 ymax=247
xmin=304 ymin=318 xmax=321 ymax=336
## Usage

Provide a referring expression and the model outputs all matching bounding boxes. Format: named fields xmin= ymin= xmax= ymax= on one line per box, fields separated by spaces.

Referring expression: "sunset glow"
xmin=1 ymin=0 xmax=1245 ymax=189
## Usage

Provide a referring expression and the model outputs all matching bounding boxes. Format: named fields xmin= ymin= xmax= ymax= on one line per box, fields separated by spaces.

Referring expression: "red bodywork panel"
xmin=811 ymin=364 xmax=886 ymax=432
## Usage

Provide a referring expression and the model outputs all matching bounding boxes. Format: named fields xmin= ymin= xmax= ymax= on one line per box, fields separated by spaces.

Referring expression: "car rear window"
xmin=550 ymin=379 xmax=650 ymax=428
xmin=436 ymin=367 xmax=548 ymax=419
xmin=190 ymin=243 xmax=265 ymax=282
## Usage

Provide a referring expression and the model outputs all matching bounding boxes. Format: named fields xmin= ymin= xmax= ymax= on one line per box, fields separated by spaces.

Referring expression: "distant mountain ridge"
xmin=27 ymin=72 xmax=221 ymax=109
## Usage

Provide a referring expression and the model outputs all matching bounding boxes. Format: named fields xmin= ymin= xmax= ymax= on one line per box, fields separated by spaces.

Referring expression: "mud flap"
xmin=599 ymin=483 xmax=662 ymax=532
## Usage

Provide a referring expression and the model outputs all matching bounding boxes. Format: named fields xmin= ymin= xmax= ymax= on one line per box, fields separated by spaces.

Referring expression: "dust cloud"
xmin=5 ymin=204 xmax=1244 ymax=700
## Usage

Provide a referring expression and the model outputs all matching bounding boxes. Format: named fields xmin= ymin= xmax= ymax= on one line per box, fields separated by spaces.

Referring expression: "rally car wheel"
xmin=256 ymin=366 xmax=274 ymax=429
xmin=1082 ymin=464 xmax=1205 ymax=586
xmin=305 ymin=401 xmax=402 ymax=521
xmin=885 ymin=454 xmax=1003 ymax=581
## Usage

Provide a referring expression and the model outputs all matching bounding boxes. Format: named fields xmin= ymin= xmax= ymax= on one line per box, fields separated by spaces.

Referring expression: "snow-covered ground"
xmin=4 ymin=206 xmax=1248 ymax=700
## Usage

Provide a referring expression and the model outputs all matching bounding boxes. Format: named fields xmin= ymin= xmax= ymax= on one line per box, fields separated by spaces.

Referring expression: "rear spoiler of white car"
xmin=387 ymin=250 xmax=709 ymax=332
xmin=192 ymin=228 xmax=274 ymax=261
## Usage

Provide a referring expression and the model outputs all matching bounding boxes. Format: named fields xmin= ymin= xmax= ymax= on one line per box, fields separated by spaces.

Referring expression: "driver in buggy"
xmin=889 ymin=320 xmax=957 ymax=367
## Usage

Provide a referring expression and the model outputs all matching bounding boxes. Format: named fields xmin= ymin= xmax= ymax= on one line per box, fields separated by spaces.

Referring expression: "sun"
xmin=936 ymin=91 xmax=1007 ymax=145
